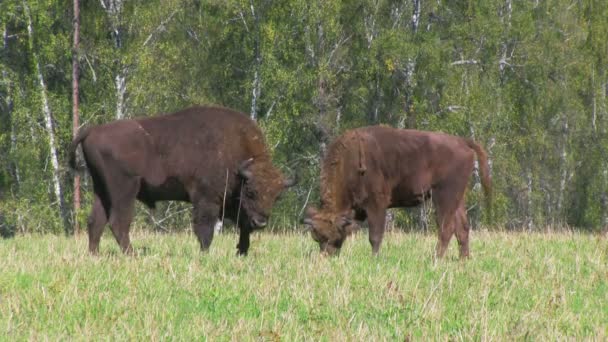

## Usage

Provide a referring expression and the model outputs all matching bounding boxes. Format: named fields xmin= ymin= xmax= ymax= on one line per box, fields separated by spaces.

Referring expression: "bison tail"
xmin=466 ymin=139 xmax=492 ymax=216
xmin=68 ymin=126 xmax=91 ymax=171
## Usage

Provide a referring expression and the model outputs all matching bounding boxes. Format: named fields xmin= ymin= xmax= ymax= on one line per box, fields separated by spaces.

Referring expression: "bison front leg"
xmin=237 ymin=227 xmax=251 ymax=256
xmin=192 ymin=202 xmax=219 ymax=252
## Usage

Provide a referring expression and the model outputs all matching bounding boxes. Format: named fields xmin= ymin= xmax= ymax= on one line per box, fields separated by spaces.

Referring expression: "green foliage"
xmin=1 ymin=0 xmax=608 ymax=232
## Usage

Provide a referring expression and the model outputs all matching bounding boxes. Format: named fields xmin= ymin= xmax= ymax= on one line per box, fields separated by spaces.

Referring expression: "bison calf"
xmin=303 ymin=126 xmax=490 ymax=258
xmin=69 ymin=106 xmax=294 ymax=255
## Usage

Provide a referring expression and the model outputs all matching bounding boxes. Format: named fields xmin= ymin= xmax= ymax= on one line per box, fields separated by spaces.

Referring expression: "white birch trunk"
xmin=115 ymin=71 xmax=126 ymax=119
xmin=100 ymin=0 xmax=123 ymax=47
xmin=526 ymin=170 xmax=533 ymax=231
xmin=487 ymin=136 xmax=495 ymax=180
xmin=364 ymin=0 xmax=379 ymax=49
xmin=3 ymin=25 xmax=20 ymax=187
xmin=602 ymin=167 xmax=608 ymax=229
xmin=23 ymin=0 xmax=69 ymax=231
xmin=72 ymin=0 xmax=81 ymax=233
xmin=251 ymin=68 xmax=260 ymax=121
xmin=411 ymin=0 xmax=421 ymax=33
xmin=499 ymin=0 xmax=512 ymax=76
xmin=556 ymin=116 xmax=568 ymax=216
xmin=602 ymin=75 xmax=608 ymax=228
xmin=249 ymin=0 xmax=261 ymax=121
xmin=592 ymin=68 xmax=596 ymax=131
xmin=364 ymin=2 xmax=381 ymax=123
xmin=100 ymin=0 xmax=128 ymax=120
xmin=469 ymin=127 xmax=481 ymax=188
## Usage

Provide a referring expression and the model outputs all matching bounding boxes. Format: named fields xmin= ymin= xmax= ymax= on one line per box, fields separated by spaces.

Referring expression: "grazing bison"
xmin=303 ymin=126 xmax=491 ymax=258
xmin=69 ymin=106 xmax=295 ymax=255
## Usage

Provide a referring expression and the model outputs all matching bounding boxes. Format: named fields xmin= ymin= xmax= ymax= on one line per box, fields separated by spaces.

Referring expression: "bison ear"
xmin=238 ymin=158 xmax=254 ymax=180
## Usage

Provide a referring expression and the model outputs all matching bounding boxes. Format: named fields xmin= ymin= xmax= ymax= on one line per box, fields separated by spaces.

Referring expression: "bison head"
xmin=303 ymin=206 xmax=356 ymax=256
xmin=238 ymin=158 xmax=296 ymax=229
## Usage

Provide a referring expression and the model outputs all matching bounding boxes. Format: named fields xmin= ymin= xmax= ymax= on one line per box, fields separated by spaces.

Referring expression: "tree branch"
xmin=451 ymin=59 xmax=479 ymax=66
xmin=143 ymin=10 xmax=178 ymax=47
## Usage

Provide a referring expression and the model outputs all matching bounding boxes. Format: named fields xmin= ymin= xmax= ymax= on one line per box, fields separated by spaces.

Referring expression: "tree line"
xmin=1 ymin=0 xmax=607 ymax=235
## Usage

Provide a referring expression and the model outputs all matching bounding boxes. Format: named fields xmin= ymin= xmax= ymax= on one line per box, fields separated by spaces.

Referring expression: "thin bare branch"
xmin=143 ymin=10 xmax=178 ymax=47
xmin=451 ymin=59 xmax=479 ymax=66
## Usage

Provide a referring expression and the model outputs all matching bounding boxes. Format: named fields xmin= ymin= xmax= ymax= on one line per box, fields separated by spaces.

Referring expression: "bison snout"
xmin=320 ymin=243 xmax=341 ymax=257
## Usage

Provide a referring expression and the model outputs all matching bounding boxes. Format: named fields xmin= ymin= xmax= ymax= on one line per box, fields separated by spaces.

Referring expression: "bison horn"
xmin=238 ymin=158 xmax=254 ymax=179
xmin=303 ymin=217 xmax=313 ymax=226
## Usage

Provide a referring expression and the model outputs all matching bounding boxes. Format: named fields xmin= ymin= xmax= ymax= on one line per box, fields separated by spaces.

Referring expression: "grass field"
xmin=1 ymin=229 xmax=607 ymax=340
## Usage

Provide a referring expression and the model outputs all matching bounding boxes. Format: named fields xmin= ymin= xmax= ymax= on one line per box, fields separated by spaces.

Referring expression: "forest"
xmin=1 ymin=0 xmax=607 ymax=235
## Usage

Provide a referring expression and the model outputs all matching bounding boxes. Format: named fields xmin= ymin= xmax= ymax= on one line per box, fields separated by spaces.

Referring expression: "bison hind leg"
xmin=432 ymin=185 xmax=466 ymax=259
xmin=453 ymin=204 xmax=470 ymax=258
xmin=107 ymin=178 xmax=140 ymax=255
xmin=88 ymin=193 xmax=108 ymax=255
xmin=366 ymin=207 xmax=387 ymax=256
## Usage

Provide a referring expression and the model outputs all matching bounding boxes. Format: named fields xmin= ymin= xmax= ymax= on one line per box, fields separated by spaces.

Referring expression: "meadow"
xmin=1 ymin=228 xmax=607 ymax=340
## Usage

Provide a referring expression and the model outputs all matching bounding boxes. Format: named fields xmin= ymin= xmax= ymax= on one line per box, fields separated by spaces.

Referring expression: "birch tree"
xmin=23 ymin=0 xmax=70 ymax=233
xmin=2 ymin=23 xmax=19 ymax=190
xmin=72 ymin=0 xmax=81 ymax=232
xmin=99 ymin=0 xmax=127 ymax=119
xmin=248 ymin=0 xmax=262 ymax=121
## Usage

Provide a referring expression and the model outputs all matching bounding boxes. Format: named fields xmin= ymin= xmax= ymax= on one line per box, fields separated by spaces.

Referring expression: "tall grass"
xmin=1 ymin=229 xmax=607 ymax=340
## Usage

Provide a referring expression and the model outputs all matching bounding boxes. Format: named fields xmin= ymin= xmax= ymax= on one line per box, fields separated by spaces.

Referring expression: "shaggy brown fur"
xmin=304 ymin=126 xmax=491 ymax=258
xmin=69 ymin=106 xmax=294 ymax=255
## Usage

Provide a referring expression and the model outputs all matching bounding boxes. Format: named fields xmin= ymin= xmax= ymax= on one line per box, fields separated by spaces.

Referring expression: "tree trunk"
xmin=249 ymin=0 xmax=261 ymax=121
xmin=2 ymin=25 xmax=20 ymax=189
xmin=601 ymin=72 xmax=608 ymax=230
xmin=115 ymin=71 xmax=126 ymax=119
xmin=405 ymin=1 xmax=420 ymax=128
xmin=468 ymin=126 xmax=482 ymax=228
xmin=556 ymin=115 xmax=568 ymax=220
xmin=23 ymin=0 xmax=70 ymax=233
xmin=526 ymin=168 xmax=534 ymax=231
xmin=72 ymin=0 xmax=81 ymax=233
xmin=602 ymin=167 xmax=608 ymax=230
xmin=411 ymin=0 xmax=421 ymax=33
xmin=99 ymin=0 xmax=127 ymax=120
xmin=364 ymin=2 xmax=380 ymax=124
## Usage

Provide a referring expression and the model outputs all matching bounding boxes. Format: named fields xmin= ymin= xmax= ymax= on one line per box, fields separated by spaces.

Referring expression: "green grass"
xmin=1 ymin=229 xmax=607 ymax=340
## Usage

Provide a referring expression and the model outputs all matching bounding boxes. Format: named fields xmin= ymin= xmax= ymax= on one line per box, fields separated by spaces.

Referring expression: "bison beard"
xmin=69 ymin=106 xmax=294 ymax=255
xmin=303 ymin=126 xmax=491 ymax=259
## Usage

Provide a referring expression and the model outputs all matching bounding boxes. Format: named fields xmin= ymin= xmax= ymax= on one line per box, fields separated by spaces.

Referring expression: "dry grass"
xmin=1 ymin=229 xmax=607 ymax=340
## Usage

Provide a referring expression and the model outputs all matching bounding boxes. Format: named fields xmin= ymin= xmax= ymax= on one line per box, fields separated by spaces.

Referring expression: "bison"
xmin=303 ymin=126 xmax=491 ymax=258
xmin=69 ymin=106 xmax=295 ymax=255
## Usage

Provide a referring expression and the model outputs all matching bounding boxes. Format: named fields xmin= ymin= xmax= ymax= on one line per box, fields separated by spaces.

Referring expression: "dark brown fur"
xmin=69 ymin=106 xmax=294 ymax=255
xmin=304 ymin=126 xmax=491 ymax=258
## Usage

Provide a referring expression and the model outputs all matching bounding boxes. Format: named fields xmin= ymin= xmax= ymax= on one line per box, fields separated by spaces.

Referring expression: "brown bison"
xmin=303 ymin=126 xmax=491 ymax=258
xmin=69 ymin=106 xmax=295 ymax=255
